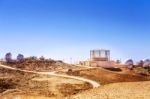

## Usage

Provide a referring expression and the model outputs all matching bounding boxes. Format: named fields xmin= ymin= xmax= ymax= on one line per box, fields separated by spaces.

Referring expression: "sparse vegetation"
xmin=0 ymin=57 xmax=150 ymax=99
xmin=58 ymin=83 xmax=92 ymax=97
xmin=0 ymin=78 xmax=16 ymax=93
xmin=1 ymin=59 xmax=74 ymax=71
xmin=69 ymin=68 xmax=150 ymax=85
xmin=0 ymin=59 xmax=93 ymax=99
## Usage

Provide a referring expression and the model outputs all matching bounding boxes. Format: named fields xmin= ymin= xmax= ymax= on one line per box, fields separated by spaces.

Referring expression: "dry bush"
xmin=104 ymin=68 xmax=122 ymax=72
xmin=2 ymin=59 xmax=72 ymax=72
xmin=0 ymin=78 xmax=16 ymax=93
xmin=58 ymin=82 xmax=92 ymax=97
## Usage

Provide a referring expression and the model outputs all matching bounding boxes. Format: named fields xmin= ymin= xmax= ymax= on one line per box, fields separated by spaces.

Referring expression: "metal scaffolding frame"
xmin=90 ymin=49 xmax=110 ymax=61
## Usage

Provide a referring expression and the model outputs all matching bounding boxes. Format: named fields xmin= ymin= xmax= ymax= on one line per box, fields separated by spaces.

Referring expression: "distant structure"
xmin=125 ymin=59 xmax=134 ymax=69
xmin=143 ymin=59 xmax=150 ymax=68
xmin=90 ymin=49 xmax=110 ymax=61
xmin=80 ymin=49 xmax=115 ymax=68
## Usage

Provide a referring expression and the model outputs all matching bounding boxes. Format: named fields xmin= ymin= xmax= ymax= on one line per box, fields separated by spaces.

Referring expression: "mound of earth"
xmin=69 ymin=81 xmax=150 ymax=99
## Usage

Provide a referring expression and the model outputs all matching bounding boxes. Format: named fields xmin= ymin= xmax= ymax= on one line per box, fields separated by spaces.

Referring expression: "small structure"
xmin=125 ymin=59 xmax=134 ymax=69
xmin=143 ymin=59 xmax=150 ymax=68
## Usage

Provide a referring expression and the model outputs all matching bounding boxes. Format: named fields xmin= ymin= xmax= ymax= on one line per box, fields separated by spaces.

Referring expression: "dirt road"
xmin=0 ymin=64 xmax=100 ymax=88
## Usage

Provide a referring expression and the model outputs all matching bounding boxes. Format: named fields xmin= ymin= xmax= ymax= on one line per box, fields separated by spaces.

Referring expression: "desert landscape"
xmin=0 ymin=59 xmax=93 ymax=99
xmin=1 ymin=0 xmax=150 ymax=99
xmin=0 ymin=56 xmax=150 ymax=99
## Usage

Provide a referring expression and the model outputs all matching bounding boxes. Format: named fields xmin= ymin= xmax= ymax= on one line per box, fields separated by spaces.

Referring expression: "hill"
xmin=2 ymin=59 xmax=84 ymax=72
xmin=67 ymin=67 xmax=150 ymax=85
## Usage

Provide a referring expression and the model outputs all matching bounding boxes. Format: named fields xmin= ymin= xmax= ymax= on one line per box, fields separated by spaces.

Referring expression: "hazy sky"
xmin=0 ymin=0 xmax=150 ymax=63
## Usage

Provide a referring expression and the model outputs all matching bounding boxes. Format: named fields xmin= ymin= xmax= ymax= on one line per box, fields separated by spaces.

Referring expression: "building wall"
xmin=80 ymin=60 xmax=115 ymax=68
xmin=92 ymin=61 xmax=115 ymax=68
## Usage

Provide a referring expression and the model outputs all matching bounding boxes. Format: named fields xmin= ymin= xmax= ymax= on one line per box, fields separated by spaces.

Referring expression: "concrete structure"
xmin=90 ymin=49 xmax=110 ymax=61
xmin=80 ymin=49 xmax=115 ymax=68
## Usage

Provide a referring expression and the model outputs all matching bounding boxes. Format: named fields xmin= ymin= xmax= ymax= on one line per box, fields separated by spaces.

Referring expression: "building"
xmin=80 ymin=49 xmax=115 ymax=68
xmin=90 ymin=49 xmax=110 ymax=61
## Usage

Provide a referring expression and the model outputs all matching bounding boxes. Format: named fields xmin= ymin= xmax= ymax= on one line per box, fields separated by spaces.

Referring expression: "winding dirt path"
xmin=0 ymin=64 xmax=100 ymax=88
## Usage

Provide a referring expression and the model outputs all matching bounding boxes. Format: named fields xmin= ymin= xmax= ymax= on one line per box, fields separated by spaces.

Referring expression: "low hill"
xmin=2 ymin=59 xmax=82 ymax=72
xmin=68 ymin=68 xmax=150 ymax=85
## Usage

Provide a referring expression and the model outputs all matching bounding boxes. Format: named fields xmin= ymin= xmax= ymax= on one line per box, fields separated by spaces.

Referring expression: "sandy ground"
xmin=0 ymin=75 xmax=92 ymax=99
xmin=69 ymin=81 xmax=150 ymax=99
xmin=0 ymin=64 xmax=92 ymax=99
xmin=0 ymin=64 xmax=100 ymax=88
xmin=1 ymin=63 xmax=150 ymax=99
xmin=31 ymin=76 xmax=84 ymax=96
xmin=32 ymin=76 xmax=84 ymax=84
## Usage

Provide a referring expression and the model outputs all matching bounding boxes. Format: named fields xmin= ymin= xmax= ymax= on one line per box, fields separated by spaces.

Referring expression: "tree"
xmin=136 ymin=60 xmax=144 ymax=67
xmin=17 ymin=54 xmax=24 ymax=62
xmin=125 ymin=59 xmax=134 ymax=69
xmin=5 ymin=52 xmax=12 ymax=63
xmin=143 ymin=59 xmax=150 ymax=68
xmin=39 ymin=56 xmax=45 ymax=61
xmin=30 ymin=56 xmax=37 ymax=60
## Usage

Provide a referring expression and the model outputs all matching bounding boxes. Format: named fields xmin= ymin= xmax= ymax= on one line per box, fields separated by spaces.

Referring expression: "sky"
xmin=0 ymin=0 xmax=150 ymax=63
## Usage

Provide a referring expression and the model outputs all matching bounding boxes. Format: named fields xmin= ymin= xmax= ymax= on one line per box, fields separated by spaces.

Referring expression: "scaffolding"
xmin=90 ymin=49 xmax=110 ymax=61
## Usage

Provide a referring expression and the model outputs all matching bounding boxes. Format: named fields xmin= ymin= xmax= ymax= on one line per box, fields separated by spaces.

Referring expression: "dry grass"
xmin=0 ymin=78 xmax=16 ymax=93
xmin=69 ymin=68 xmax=150 ymax=85
xmin=58 ymin=82 xmax=92 ymax=97
xmin=2 ymin=60 xmax=84 ymax=72
xmin=0 ymin=66 xmax=92 ymax=98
